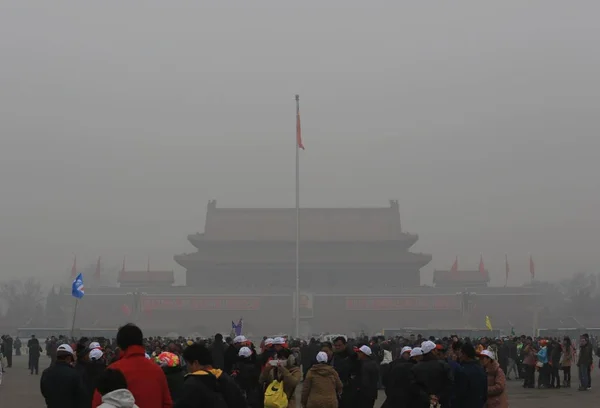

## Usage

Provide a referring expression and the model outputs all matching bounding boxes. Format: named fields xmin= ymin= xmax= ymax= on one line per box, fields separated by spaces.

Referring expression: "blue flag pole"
xmin=70 ymin=272 xmax=85 ymax=339
xmin=70 ymin=298 xmax=79 ymax=339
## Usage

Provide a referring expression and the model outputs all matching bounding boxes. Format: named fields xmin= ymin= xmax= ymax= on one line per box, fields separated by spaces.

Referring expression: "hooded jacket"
xmin=484 ymin=360 xmax=508 ymax=408
xmin=301 ymin=363 xmax=343 ymax=408
xmin=98 ymin=389 xmax=140 ymax=408
xmin=175 ymin=368 xmax=247 ymax=408
xmin=92 ymin=345 xmax=172 ymax=408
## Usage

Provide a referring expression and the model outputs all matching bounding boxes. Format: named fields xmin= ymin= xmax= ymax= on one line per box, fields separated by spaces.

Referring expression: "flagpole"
xmin=70 ymin=298 xmax=79 ymax=339
xmin=294 ymin=94 xmax=300 ymax=339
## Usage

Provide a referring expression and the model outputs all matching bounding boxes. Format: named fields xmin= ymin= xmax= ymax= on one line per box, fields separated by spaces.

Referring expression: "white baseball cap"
xmin=421 ymin=341 xmax=436 ymax=354
xmin=238 ymin=347 xmax=252 ymax=358
xmin=410 ymin=347 xmax=424 ymax=357
xmin=316 ymin=351 xmax=329 ymax=363
xmin=264 ymin=338 xmax=274 ymax=346
xmin=233 ymin=335 xmax=247 ymax=344
xmin=357 ymin=345 xmax=372 ymax=356
xmin=273 ymin=337 xmax=286 ymax=345
xmin=57 ymin=344 xmax=74 ymax=355
xmin=479 ymin=350 xmax=495 ymax=360
xmin=89 ymin=342 xmax=101 ymax=350
xmin=401 ymin=346 xmax=413 ymax=355
xmin=89 ymin=349 xmax=104 ymax=361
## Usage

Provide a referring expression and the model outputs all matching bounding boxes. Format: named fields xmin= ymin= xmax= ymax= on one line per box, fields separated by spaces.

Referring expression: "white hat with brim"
xmin=421 ymin=341 xmax=436 ymax=354
xmin=57 ymin=344 xmax=74 ymax=355
xmin=401 ymin=346 xmax=412 ymax=355
xmin=479 ymin=350 xmax=495 ymax=360
xmin=233 ymin=335 xmax=247 ymax=344
xmin=89 ymin=349 xmax=103 ymax=360
xmin=357 ymin=345 xmax=372 ymax=356
xmin=316 ymin=351 xmax=329 ymax=363
xmin=410 ymin=347 xmax=424 ymax=357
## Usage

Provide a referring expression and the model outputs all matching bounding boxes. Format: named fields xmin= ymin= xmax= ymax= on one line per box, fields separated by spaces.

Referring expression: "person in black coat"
xmin=411 ymin=341 xmax=454 ymax=408
xmin=2 ymin=335 xmax=13 ymax=367
xmin=453 ymin=343 xmax=487 ymax=408
xmin=232 ymin=347 xmax=262 ymax=408
xmin=353 ymin=346 xmax=380 ymax=408
xmin=382 ymin=347 xmax=420 ymax=408
xmin=176 ymin=343 xmax=247 ymax=408
xmin=210 ymin=333 xmax=226 ymax=370
xmin=332 ymin=337 xmax=359 ymax=408
xmin=28 ymin=335 xmax=41 ymax=375
xmin=14 ymin=337 xmax=22 ymax=356
xmin=40 ymin=344 xmax=87 ymax=408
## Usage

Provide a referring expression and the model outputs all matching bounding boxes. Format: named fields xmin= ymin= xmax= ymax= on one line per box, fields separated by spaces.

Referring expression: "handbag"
xmin=264 ymin=380 xmax=288 ymax=408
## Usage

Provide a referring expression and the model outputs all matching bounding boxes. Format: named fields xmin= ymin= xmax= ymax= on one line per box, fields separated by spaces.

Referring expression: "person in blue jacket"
xmin=453 ymin=342 xmax=487 ymax=408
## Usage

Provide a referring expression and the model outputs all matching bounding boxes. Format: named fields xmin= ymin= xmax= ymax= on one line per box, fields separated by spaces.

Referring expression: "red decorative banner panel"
xmin=345 ymin=296 xmax=460 ymax=311
xmin=141 ymin=297 xmax=260 ymax=311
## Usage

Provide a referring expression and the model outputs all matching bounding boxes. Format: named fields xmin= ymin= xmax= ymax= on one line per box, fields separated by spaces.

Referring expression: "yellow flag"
xmin=485 ymin=316 xmax=493 ymax=331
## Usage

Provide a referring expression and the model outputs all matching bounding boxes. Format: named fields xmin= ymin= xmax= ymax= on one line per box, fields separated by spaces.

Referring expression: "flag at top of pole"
xmin=296 ymin=94 xmax=304 ymax=150
xmin=71 ymin=273 xmax=85 ymax=299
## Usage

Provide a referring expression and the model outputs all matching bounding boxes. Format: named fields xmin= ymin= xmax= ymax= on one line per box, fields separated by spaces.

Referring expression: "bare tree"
xmin=0 ymin=277 xmax=45 ymax=325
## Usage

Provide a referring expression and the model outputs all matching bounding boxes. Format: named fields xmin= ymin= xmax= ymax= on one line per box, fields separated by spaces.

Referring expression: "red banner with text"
xmin=141 ymin=296 xmax=261 ymax=312
xmin=345 ymin=296 xmax=460 ymax=311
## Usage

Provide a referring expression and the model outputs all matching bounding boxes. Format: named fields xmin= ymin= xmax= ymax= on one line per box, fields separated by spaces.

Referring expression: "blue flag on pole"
xmin=72 ymin=273 xmax=84 ymax=299
xmin=232 ymin=318 xmax=243 ymax=336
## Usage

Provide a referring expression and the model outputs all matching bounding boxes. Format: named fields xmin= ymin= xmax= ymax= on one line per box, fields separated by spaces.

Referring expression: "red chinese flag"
xmin=450 ymin=256 xmax=458 ymax=277
xmin=296 ymin=100 xmax=304 ymax=150
xmin=530 ymin=255 xmax=535 ymax=279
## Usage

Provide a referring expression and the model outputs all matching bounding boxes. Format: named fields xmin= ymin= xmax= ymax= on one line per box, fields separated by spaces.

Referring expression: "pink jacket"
xmin=485 ymin=361 xmax=508 ymax=408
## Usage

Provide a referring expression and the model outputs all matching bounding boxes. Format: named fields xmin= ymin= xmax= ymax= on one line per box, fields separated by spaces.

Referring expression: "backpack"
xmin=264 ymin=380 xmax=288 ymax=408
xmin=195 ymin=370 xmax=244 ymax=408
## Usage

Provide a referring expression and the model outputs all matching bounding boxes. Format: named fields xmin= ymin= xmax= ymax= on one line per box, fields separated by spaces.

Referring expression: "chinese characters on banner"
xmin=141 ymin=296 xmax=260 ymax=312
xmin=345 ymin=296 xmax=460 ymax=311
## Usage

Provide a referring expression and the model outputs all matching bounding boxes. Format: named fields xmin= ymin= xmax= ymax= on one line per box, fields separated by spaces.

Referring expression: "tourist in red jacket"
xmin=92 ymin=324 xmax=172 ymax=408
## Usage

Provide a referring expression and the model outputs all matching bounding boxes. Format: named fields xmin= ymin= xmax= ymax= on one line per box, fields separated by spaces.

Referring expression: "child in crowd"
xmin=96 ymin=369 xmax=139 ymax=408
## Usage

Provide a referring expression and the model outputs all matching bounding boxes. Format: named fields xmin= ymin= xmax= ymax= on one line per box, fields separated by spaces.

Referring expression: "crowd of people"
xmin=0 ymin=326 xmax=598 ymax=407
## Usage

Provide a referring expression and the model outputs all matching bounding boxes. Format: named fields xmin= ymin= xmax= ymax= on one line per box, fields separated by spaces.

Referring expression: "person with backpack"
xmin=176 ymin=343 xmax=247 ymax=408
xmin=259 ymin=346 xmax=301 ymax=408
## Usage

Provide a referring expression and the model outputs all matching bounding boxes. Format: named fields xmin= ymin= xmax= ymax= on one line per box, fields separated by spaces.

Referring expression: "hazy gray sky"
xmin=1 ymin=1 xmax=598 ymax=286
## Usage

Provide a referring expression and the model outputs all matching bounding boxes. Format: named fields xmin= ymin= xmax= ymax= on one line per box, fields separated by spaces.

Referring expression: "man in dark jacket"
xmin=332 ymin=337 xmax=358 ymax=408
xmin=40 ymin=344 xmax=87 ymax=408
xmin=14 ymin=337 xmax=22 ymax=356
xmin=453 ymin=342 xmax=487 ymax=408
xmin=28 ymin=335 xmax=41 ymax=375
xmin=354 ymin=345 xmax=379 ymax=408
xmin=412 ymin=341 xmax=454 ymax=408
xmin=224 ymin=335 xmax=245 ymax=373
xmin=2 ymin=335 xmax=13 ymax=367
xmin=382 ymin=347 xmax=419 ymax=407
xmin=577 ymin=334 xmax=593 ymax=390
xmin=211 ymin=333 xmax=227 ymax=370
xmin=176 ymin=343 xmax=247 ymax=408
